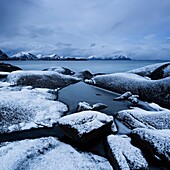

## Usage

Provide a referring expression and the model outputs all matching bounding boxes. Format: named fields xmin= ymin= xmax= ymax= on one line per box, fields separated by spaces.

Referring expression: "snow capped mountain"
xmin=87 ymin=55 xmax=131 ymax=60
xmin=0 ymin=50 xmax=9 ymax=60
xmin=37 ymin=54 xmax=63 ymax=60
xmin=11 ymin=52 xmax=38 ymax=60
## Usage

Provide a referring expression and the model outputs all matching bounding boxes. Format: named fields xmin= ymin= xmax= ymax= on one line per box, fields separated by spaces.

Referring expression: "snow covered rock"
xmin=74 ymin=70 xmax=93 ymax=80
xmin=0 ymin=62 xmax=22 ymax=72
xmin=0 ymin=71 xmax=10 ymax=78
xmin=116 ymin=107 xmax=170 ymax=130
xmin=92 ymin=103 xmax=108 ymax=111
xmin=77 ymin=102 xmax=93 ymax=111
xmin=128 ymin=62 xmax=170 ymax=79
xmin=90 ymin=72 xmax=170 ymax=108
xmin=77 ymin=102 xmax=107 ymax=112
xmin=7 ymin=71 xmax=80 ymax=89
xmin=0 ymin=88 xmax=68 ymax=134
xmin=106 ymin=135 xmax=148 ymax=170
xmin=0 ymin=137 xmax=112 ymax=170
xmin=43 ymin=67 xmax=75 ymax=75
xmin=131 ymin=128 xmax=170 ymax=167
xmin=10 ymin=52 xmax=38 ymax=60
xmin=58 ymin=111 xmax=113 ymax=143
xmin=0 ymin=50 xmax=9 ymax=60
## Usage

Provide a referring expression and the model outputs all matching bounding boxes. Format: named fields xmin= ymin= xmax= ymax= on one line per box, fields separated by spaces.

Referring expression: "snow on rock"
xmin=0 ymin=137 xmax=112 ymax=170
xmin=128 ymin=62 xmax=170 ymax=79
xmin=116 ymin=107 xmax=170 ymax=130
xmin=43 ymin=67 xmax=75 ymax=75
xmin=77 ymin=102 xmax=107 ymax=112
xmin=6 ymin=70 xmax=80 ymax=89
xmin=90 ymin=72 xmax=170 ymax=109
xmin=106 ymin=135 xmax=148 ymax=170
xmin=58 ymin=111 xmax=113 ymax=143
xmin=92 ymin=103 xmax=108 ymax=111
xmin=114 ymin=91 xmax=139 ymax=104
xmin=77 ymin=102 xmax=93 ymax=111
xmin=163 ymin=65 xmax=170 ymax=78
xmin=74 ymin=70 xmax=93 ymax=80
xmin=0 ymin=88 xmax=68 ymax=134
xmin=131 ymin=128 xmax=170 ymax=166
xmin=0 ymin=71 xmax=10 ymax=78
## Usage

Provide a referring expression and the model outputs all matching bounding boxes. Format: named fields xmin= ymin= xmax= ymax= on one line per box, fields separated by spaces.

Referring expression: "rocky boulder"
xmin=90 ymin=72 xmax=170 ymax=108
xmin=6 ymin=71 xmax=80 ymax=89
xmin=106 ymin=135 xmax=148 ymax=170
xmin=116 ymin=107 xmax=170 ymax=130
xmin=0 ymin=62 xmax=22 ymax=72
xmin=58 ymin=111 xmax=113 ymax=143
xmin=43 ymin=67 xmax=75 ymax=75
xmin=130 ymin=128 xmax=170 ymax=167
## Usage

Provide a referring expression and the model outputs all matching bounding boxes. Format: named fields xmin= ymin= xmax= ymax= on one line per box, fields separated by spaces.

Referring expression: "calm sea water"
xmin=5 ymin=60 xmax=168 ymax=74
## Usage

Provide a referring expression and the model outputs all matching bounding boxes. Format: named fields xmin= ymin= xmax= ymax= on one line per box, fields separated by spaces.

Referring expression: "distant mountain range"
xmin=0 ymin=50 xmax=132 ymax=61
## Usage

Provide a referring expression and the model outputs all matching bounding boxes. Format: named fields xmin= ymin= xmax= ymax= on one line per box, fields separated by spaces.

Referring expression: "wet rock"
xmin=58 ymin=111 xmax=113 ymax=143
xmin=130 ymin=128 xmax=170 ymax=167
xmin=116 ymin=107 xmax=170 ymax=130
xmin=6 ymin=71 xmax=80 ymax=89
xmin=91 ymin=72 xmax=170 ymax=108
xmin=92 ymin=103 xmax=108 ymax=111
xmin=0 ymin=137 xmax=112 ymax=170
xmin=0 ymin=62 xmax=22 ymax=72
xmin=0 ymin=88 xmax=67 ymax=134
xmin=43 ymin=67 xmax=75 ymax=75
xmin=106 ymin=135 xmax=148 ymax=170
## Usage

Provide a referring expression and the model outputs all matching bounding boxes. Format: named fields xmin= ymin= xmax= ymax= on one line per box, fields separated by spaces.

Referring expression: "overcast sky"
xmin=0 ymin=0 xmax=170 ymax=59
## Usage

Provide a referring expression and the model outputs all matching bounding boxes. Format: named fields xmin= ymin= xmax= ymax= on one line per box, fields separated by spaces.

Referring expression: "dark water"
xmin=6 ymin=60 xmax=167 ymax=74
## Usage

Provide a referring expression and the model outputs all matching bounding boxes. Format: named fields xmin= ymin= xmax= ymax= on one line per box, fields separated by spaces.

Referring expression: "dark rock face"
xmin=0 ymin=62 xmax=22 ymax=72
xmin=7 ymin=71 xmax=80 ymax=89
xmin=43 ymin=67 xmax=75 ymax=75
xmin=58 ymin=111 xmax=113 ymax=143
xmin=91 ymin=73 xmax=170 ymax=109
xmin=106 ymin=135 xmax=148 ymax=170
xmin=0 ymin=50 xmax=9 ymax=60
xmin=116 ymin=108 xmax=170 ymax=130
xmin=130 ymin=128 xmax=170 ymax=167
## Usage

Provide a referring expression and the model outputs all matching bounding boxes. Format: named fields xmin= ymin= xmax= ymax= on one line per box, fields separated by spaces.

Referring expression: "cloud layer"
xmin=0 ymin=0 xmax=170 ymax=59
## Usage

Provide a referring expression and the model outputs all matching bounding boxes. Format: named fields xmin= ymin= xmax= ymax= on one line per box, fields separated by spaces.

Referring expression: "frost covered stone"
xmin=0 ymin=137 xmax=112 ymax=170
xmin=77 ymin=102 xmax=93 ymax=111
xmin=92 ymin=103 xmax=108 ymax=111
xmin=131 ymin=128 xmax=170 ymax=167
xmin=91 ymin=72 xmax=170 ymax=108
xmin=128 ymin=62 xmax=170 ymax=79
xmin=106 ymin=135 xmax=148 ymax=170
xmin=43 ymin=67 xmax=75 ymax=75
xmin=116 ymin=107 xmax=170 ymax=130
xmin=7 ymin=71 xmax=80 ymax=89
xmin=58 ymin=111 xmax=113 ymax=143
xmin=0 ymin=88 xmax=68 ymax=133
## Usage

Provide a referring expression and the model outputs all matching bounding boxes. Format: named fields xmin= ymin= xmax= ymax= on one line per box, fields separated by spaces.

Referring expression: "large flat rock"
xmin=90 ymin=72 xmax=170 ymax=108
xmin=58 ymin=111 xmax=113 ymax=143
xmin=0 ymin=137 xmax=112 ymax=170
xmin=0 ymin=88 xmax=67 ymax=134
xmin=7 ymin=71 xmax=80 ymax=89
xmin=106 ymin=135 xmax=148 ymax=170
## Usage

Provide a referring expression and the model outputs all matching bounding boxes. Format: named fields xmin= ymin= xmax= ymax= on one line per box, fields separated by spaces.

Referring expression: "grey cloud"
xmin=0 ymin=0 xmax=170 ymax=59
